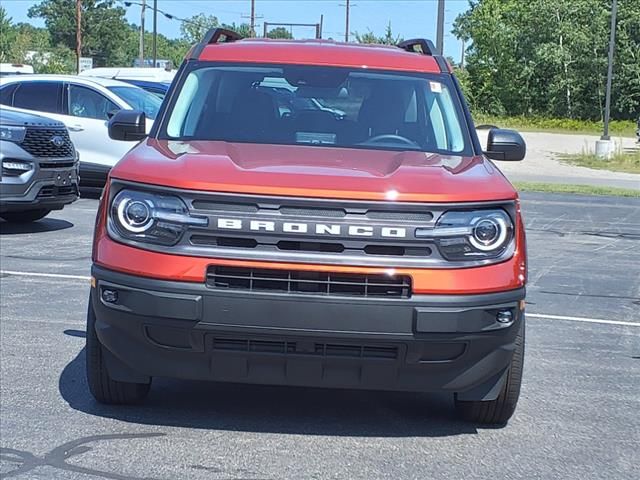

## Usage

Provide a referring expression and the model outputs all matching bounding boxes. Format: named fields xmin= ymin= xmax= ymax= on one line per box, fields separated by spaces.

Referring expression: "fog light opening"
xmin=102 ymin=289 xmax=118 ymax=304
xmin=496 ymin=309 xmax=513 ymax=324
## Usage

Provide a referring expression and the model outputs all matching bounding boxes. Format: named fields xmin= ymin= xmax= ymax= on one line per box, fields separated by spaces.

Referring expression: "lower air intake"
xmin=206 ymin=266 xmax=412 ymax=298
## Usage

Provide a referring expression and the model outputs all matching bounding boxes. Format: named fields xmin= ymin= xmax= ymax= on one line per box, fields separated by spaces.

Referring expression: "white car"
xmin=0 ymin=75 xmax=161 ymax=189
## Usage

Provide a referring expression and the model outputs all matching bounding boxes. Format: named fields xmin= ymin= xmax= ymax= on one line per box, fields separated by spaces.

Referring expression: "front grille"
xmin=211 ymin=336 xmax=399 ymax=360
xmin=21 ymin=128 xmax=75 ymax=158
xmin=207 ymin=266 xmax=412 ymax=298
xmin=39 ymin=161 xmax=76 ymax=169
xmin=37 ymin=184 xmax=78 ymax=198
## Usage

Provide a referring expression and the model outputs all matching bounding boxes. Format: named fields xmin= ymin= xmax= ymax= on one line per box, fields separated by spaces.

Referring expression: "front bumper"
xmin=0 ymin=168 xmax=78 ymax=213
xmin=91 ymin=265 xmax=525 ymax=399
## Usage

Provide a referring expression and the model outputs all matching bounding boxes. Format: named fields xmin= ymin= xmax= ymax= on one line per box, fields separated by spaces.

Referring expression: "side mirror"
xmin=108 ymin=110 xmax=147 ymax=141
xmin=484 ymin=128 xmax=526 ymax=161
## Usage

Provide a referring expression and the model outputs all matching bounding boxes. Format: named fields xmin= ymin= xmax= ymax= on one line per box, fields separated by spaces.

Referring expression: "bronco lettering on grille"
xmin=214 ymin=218 xmax=408 ymax=238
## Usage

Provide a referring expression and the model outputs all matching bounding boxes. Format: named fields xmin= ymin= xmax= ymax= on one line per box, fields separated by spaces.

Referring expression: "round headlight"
xmin=469 ymin=215 xmax=508 ymax=251
xmin=117 ymin=197 xmax=154 ymax=233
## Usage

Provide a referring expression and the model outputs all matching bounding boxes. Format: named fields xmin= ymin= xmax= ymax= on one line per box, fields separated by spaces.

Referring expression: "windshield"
xmin=108 ymin=85 xmax=162 ymax=120
xmin=163 ymin=64 xmax=472 ymax=155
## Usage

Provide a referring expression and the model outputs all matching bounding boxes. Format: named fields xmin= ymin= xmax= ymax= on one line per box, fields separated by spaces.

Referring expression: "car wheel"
xmin=86 ymin=296 xmax=151 ymax=404
xmin=0 ymin=209 xmax=51 ymax=223
xmin=455 ymin=321 xmax=525 ymax=425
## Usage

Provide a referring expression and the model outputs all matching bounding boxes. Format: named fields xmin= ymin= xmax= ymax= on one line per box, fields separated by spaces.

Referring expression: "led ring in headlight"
xmin=116 ymin=197 xmax=154 ymax=233
xmin=470 ymin=216 xmax=508 ymax=251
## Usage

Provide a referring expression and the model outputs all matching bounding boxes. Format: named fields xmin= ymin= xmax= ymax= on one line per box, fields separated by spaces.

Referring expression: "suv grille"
xmin=38 ymin=184 xmax=78 ymax=198
xmin=207 ymin=266 xmax=412 ymax=298
xmin=211 ymin=337 xmax=399 ymax=360
xmin=21 ymin=128 xmax=75 ymax=158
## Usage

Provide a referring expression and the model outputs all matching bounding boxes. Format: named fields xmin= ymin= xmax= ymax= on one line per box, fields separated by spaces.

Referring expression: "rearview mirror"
xmin=484 ymin=128 xmax=526 ymax=161
xmin=108 ymin=110 xmax=147 ymax=141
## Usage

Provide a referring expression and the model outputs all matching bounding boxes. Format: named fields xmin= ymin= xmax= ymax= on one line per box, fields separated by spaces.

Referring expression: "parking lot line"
xmin=1 ymin=270 xmax=91 ymax=281
xmin=1 ymin=270 xmax=638 ymax=327
xmin=527 ymin=313 xmax=639 ymax=327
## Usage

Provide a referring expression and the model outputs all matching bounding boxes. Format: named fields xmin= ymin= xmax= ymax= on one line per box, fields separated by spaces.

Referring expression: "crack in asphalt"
xmin=0 ymin=433 xmax=271 ymax=480
xmin=0 ymin=433 xmax=166 ymax=480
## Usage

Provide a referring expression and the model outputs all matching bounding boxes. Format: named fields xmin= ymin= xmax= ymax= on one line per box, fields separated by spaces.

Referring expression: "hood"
xmin=110 ymin=140 xmax=517 ymax=203
xmin=0 ymin=106 xmax=65 ymax=128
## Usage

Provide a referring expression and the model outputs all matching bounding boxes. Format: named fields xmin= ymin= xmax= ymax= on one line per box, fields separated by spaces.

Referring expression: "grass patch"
xmin=473 ymin=114 xmax=637 ymax=138
xmin=558 ymin=150 xmax=640 ymax=174
xmin=514 ymin=181 xmax=640 ymax=198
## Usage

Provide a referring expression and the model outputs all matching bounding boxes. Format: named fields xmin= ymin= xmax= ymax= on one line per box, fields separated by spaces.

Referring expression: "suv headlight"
xmin=110 ymin=189 xmax=208 ymax=246
xmin=0 ymin=126 xmax=26 ymax=143
xmin=417 ymin=209 xmax=514 ymax=261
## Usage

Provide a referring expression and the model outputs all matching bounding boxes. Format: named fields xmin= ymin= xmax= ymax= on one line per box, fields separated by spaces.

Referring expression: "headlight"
xmin=0 ymin=126 xmax=26 ymax=143
xmin=416 ymin=209 xmax=514 ymax=261
xmin=2 ymin=160 xmax=33 ymax=176
xmin=110 ymin=189 xmax=208 ymax=245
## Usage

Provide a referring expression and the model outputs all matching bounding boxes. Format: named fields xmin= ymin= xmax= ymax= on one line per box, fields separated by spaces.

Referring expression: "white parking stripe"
xmin=1 ymin=270 xmax=91 ymax=281
xmin=527 ymin=313 xmax=639 ymax=327
xmin=1 ymin=270 xmax=639 ymax=327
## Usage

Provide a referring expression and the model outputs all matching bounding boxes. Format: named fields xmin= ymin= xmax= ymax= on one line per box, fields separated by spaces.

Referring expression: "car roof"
xmin=197 ymin=39 xmax=443 ymax=74
xmin=0 ymin=74 xmax=135 ymax=88
xmin=120 ymin=78 xmax=170 ymax=89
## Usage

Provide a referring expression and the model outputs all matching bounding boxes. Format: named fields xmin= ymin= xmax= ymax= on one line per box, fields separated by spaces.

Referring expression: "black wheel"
xmin=0 ymin=209 xmax=51 ymax=223
xmin=455 ymin=321 xmax=525 ymax=425
xmin=86 ymin=297 xmax=151 ymax=404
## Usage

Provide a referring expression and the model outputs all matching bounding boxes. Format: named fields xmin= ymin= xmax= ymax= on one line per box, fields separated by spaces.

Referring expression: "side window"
xmin=0 ymin=84 xmax=18 ymax=106
xmin=68 ymin=84 xmax=120 ymax=120
xmin=12 ymin=82 xmax=63 ymax=114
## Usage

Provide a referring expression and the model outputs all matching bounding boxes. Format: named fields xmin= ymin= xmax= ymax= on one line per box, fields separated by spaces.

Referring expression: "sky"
xmin=2 ymin=0 xmax=470 ymax=60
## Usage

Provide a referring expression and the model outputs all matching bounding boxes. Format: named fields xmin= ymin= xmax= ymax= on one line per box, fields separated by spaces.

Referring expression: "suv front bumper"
xmin=91 ymin=265 xmax=525 ymax=400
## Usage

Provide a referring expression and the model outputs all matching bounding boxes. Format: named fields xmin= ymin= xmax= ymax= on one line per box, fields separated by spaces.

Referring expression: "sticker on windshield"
xmin=430 ymin=81 xmax=442 ymax=93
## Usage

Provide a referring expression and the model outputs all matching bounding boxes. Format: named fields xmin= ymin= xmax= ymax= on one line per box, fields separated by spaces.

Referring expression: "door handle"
xmin=68 ymin=125 xmax=84 ymax=132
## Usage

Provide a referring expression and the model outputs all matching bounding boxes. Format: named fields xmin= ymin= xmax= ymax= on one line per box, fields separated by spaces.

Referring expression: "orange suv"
xmin=88 ymin=30 xmax=527 ymax=424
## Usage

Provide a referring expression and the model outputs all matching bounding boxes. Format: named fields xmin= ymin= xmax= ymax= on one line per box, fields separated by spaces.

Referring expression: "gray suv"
xmin=0 ymin=107 xmax=79 ymax=222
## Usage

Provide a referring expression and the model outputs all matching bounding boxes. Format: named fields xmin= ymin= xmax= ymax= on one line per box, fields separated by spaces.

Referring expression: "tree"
xmin=28 ymin=0 xmax=130 ymax=66
xmin=266 ymin=27 xmax=293 ymax=39
xmin=355 ymin=22 xmax=403 ymax=45
xmin=453 ymin=0 xmax=640 ymax=121
xmin=180 ymin=13 xmax=219 ymax=44
xmin=0 ymin=6 xmax=17 ymax=62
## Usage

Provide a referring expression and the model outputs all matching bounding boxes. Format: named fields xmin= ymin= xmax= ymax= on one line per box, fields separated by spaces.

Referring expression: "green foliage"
xmin=355 ymin=22 xmax=403 ymax=45
xmin=454 ymin=0 xmax=640 ymax=121
xmin=472 ymin=113 xmax=636 ymax=137
xmin=558 ymin=149 xmax=640 ymax=174
xmin=267 ymin=27 xmax=293 ymax=40
xmin=513 ymin=181 xmax=640 ymax=197
xmin=179 ymin=13 xmax=219 ymax=45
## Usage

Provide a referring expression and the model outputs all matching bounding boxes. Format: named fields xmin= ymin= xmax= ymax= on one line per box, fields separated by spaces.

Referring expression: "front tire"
xmin=1 ymin=209 xmax=51 ymax=223
xmin=455 ymin=321 xmax=525 ymax=425
xmin=86 ymin=297 xmax=151 ymax=404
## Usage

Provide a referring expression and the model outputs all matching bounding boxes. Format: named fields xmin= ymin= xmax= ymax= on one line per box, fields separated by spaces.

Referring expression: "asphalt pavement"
xmin=1 ymin=192 xmax=639 ymax=480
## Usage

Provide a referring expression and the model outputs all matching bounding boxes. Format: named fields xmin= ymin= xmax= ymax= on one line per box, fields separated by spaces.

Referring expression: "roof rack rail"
xmin=397 ymin=38 xmax=450 ymax=73
xmin=397 ymin=39 xmax=437 ymax=56
xmin=189 ymin=28 xmax=243 ymax=59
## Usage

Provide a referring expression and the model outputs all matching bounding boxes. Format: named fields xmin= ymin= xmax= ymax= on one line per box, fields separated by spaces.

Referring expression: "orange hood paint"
xmin=110 ymin=139 xmax=518 ymax=203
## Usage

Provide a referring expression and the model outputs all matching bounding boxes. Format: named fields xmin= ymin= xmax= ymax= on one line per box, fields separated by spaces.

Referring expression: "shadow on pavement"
xmin=59 ymin=345 xmax=478 ymax=438
xmin=0 ymin=218 xmax=73 ymax=235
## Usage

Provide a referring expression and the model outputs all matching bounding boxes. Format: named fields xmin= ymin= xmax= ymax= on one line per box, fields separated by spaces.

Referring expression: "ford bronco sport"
xmin=88 ymin=30 xmax=527 ymax=425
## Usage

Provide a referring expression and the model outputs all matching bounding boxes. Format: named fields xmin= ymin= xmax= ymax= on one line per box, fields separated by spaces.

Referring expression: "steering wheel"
xmin=360 ymin=134 xmax=419 ymax=148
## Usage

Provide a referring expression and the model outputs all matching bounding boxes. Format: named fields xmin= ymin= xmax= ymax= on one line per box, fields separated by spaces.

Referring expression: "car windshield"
xmin=163 ymin=64 xmax=472 ymax=155
xmin=108 ymin=85 xmax=162 ymax=120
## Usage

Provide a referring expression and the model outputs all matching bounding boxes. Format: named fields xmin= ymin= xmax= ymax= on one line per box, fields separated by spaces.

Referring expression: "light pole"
xmin=152 ymin=0 xmax=157 ymax=67
xmin=139 ymin=0 xmax=146 ymax=68
xmin=436 ymin=0 xmax=445 ymax=54
xmin=75 ymin=0 xmax=81 ymax=73
xmin=596 ymin=0 xmax=618 ymax=159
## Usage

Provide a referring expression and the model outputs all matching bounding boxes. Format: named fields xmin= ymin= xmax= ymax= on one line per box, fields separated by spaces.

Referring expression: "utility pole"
xmin=436 ymin=0 xmax=445 ymax=54
xmin=250 ymin=0 xmax=256 ymax=37
xmin=460 ymin=39 xmax=465 ymax=70
xmin=344 ymin=0 xmax=350 ymax=42
xmin=152 ymin=0 xmax=157 ymax=67
xmin=596 ymin=0 xmax=618 ymax=157
xmin=75 ymin=0 xmax=81 ymax=73
xmin=139 ymin=0 xmax=146 ymax=67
